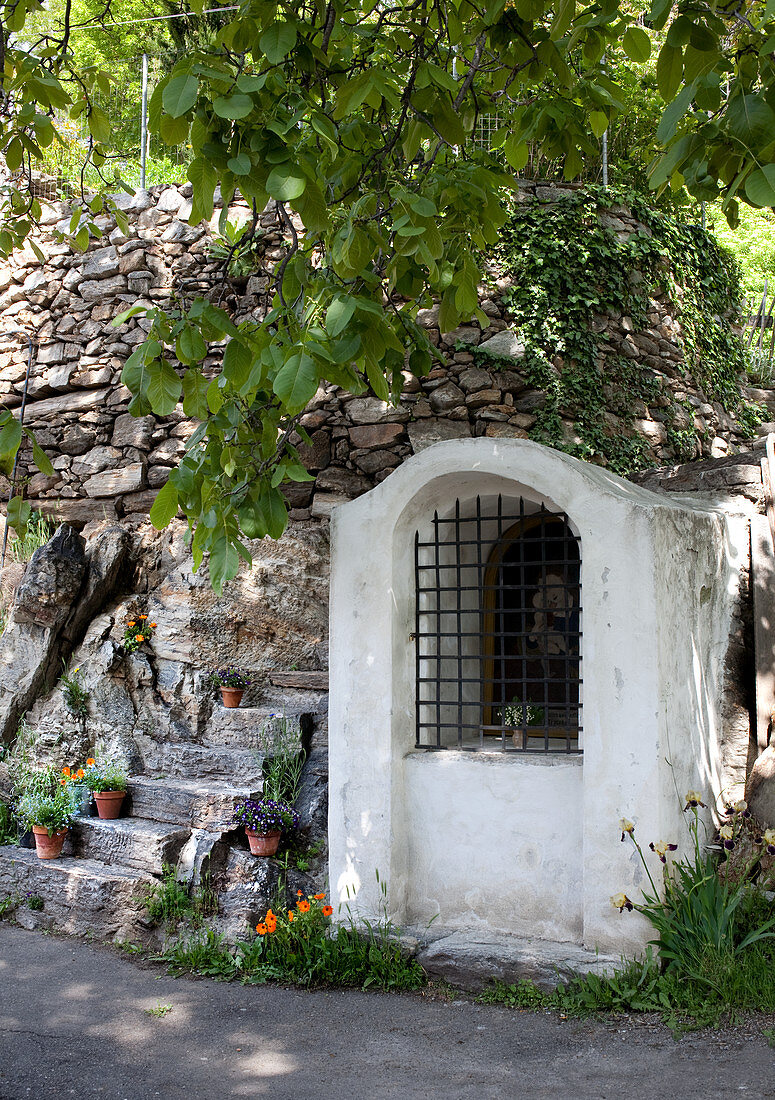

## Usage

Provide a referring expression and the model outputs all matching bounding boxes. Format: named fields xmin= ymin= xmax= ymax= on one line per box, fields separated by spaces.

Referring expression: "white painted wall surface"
xmin=404 ymin=752 xmax=583 ymax=941
xmin=328 ymin=438 xmax=738 ymax=957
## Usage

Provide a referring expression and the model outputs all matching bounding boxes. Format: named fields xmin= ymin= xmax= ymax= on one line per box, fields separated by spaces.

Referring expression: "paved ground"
xmin=1 ymin=924 xmax=775 ymax=1099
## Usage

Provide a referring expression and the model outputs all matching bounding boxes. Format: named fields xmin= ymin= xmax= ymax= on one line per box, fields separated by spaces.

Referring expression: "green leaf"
xmin=622 ymin=27 xmax=651 ymax=63
xmin=266 ymin=163 xmax=307 ymax=201
xmin=88 ymin=105 xmax=111 ymax=144
xmin=504 ymin=134 xmax=529 ymax=170
xmin=656 ymin=82 xmax=696 ymax=144
xmin=176 ymin=326 xmax=208 ymax=364
xmin=326 ymin=296 xmax=356 ymax=338
xmin=31 ymin=438 xmax=54 ymax=476
xmin=6 ymin=496 xmax=31 ymax=540
xmin=187 ymin=158 xmax=217 ymax=223
xmin=222 ymin=338 xmax=253 ymax=387
xmin=160 ymin=113 xmax=190 ymax=146
xmin=272 ymin=352 xmax=318 ymax=413
xmin=227 ymin=153 xmax=252 ymax=175
xmin=146 ymin=361 xmax=183 ymax=415
xmin=209 ymin=531 xmax=240 ymax=593
xmin=213 ymin=94 xmax=254 ymax=120
xmin=0 ymin=416 xmax=22 ymax=459
xmin=259 ymin=22 xmax=298 ymax=65
xmin=745 ymin=165 xmax=775 ymax=207
xmin=112 ymin=305 xmax=148 ymax=327
xmin=150 ymin=480 xmax=179 ymax=529
xmin=657 ymin=42 xmax=684 ymax=102
xmin=162 ymin=74 xmax=199 ymax=118
xmin=182 ymin=370 xmax=210 ymax=420
xmin=589 ymin=111 xmax=608 ymax=139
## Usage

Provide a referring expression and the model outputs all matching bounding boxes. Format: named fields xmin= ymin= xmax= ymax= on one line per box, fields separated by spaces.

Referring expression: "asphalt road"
xmin=1 ymin=923 xmax=775 ymax=1099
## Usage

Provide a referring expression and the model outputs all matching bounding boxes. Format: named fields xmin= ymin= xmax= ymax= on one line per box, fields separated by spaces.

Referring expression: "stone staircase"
xmin=0 ymin=705 xmax=301 ymax=943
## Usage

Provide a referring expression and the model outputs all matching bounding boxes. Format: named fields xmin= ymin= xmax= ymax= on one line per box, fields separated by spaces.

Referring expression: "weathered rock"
xmin=428 ymin=382 xmax=466 ymax=413
xmin=315 ymin=467 xmax=371 ymax=497
xmin=126 ymin=776 xmax=260 ymax=829
xmin=407 ymin=419 xmax=472 ymax=453
xmin=414 ymin=929 xmax=620 ymax=992
xmin=748 ymin=745 xmax=775 ymax=826
xmin=478 ymin=330 xmax=525 ymax=361
xmin=83 ymin=463 xmax=145 ymax=498
xmin=348 ymin=423 xmax=405 ymax=450
xmin=68 ymin=816 xmax=190 ymax=874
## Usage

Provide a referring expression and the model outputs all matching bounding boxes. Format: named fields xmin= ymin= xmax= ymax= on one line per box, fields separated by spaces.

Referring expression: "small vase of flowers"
xmin=15 ymin=787 xmax=75 ymax=860
xmin=232 ymin=797 xmax=299 ymax=857
xmin=84 ymin=756 xmax=129 ymax=819
xmin=211 ymin=669 xmax=251 ymax=709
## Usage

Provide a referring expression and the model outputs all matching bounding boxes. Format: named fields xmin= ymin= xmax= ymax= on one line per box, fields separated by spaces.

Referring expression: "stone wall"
xmin=0 ymin=180 xmax=766 ymax=530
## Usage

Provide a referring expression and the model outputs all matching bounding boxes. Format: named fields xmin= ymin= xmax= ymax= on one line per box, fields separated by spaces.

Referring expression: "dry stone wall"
xmin=0 ymin=180 xmax=766 ymax=529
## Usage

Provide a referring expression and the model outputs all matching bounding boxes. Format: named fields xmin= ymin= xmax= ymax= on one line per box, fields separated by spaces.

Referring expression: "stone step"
xmin=137 ymin=739 xmax=265 ymax=786
xmin=206 ymin=708 xmax=310 ymax=751
xmin=0 ymin=845 xmax=156 ymax=943
xmin=67 ymin=816 xmax=190 ymax=874
xmin=126 ymin=776 xmax=260 ymax=828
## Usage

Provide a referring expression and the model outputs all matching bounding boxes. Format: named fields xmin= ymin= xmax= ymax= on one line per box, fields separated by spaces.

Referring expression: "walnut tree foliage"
xmin=4 ymin=0 xmax=775 ymax=588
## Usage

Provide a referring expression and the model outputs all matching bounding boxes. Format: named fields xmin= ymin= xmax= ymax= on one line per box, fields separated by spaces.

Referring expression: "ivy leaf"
xmin=150 ymin=480 xmax=179 ymax=529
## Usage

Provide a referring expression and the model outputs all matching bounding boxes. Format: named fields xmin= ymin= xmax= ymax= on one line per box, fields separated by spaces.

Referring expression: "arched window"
xmin=415 ymin=497 xmax=582 ymax=753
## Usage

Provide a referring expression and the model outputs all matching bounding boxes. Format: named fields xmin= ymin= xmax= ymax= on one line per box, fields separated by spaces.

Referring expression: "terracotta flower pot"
xmin=245 ymin=828 xmax=281 ymax=856
xmin=220 ymin=686 xmax=244 ymax=708
xmin=94 ymin=790 xmax=125 ymax=820
xmin=32 ymin=826 xmax=68 ymax=860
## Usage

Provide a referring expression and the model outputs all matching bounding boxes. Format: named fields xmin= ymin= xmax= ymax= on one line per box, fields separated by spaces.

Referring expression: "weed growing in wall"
xmin=490 ymin=187 xmax=763 ymax=474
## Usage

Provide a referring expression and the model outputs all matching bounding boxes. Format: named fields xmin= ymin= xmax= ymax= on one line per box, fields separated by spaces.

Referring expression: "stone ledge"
xmin=268 ymin=670 xmax=329 ymax=691
xmin=407 ymin=927 xmax=620 ymax=992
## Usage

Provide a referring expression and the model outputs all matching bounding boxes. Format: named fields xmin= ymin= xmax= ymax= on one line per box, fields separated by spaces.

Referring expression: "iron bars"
xmin=414 ymin=495 xmax=582 ymax=754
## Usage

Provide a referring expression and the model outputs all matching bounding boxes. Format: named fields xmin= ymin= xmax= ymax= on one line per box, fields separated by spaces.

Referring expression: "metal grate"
xmin=414 ymin=496 xmax=582 ymax=754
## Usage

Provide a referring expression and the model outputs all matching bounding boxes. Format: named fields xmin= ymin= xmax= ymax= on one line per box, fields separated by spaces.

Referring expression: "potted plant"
xmin=83 ymin=756 xmax=128 ymax=819
xmin=15 ymin=787 xmax=74 ymax=859
xmin=60 ymin=765 xmax=92 ymax=816
xmin=232 ymin=797 xmax=299 ymax=857
xmin=211 ymin=669 xmax=251 ymax=708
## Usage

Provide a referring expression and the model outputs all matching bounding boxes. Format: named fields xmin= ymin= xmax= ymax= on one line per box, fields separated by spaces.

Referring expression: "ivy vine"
xmin=481 ymin=185 xmax=762 ymax=475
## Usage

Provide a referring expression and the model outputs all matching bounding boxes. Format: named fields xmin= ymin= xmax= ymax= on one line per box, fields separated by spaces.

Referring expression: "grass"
xmin=152 ymin=886 xmax=426 ymax=993
xmin=142 ymin=865 xmax=217 ymax=930
xmin=6 ymin=511 xmax=53 ymax=565
xmin=479 ymin=938 xmax=775 ymax=1032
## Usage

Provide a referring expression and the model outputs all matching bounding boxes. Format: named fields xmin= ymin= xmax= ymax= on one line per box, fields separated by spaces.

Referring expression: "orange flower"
xmin=76 ymin=768 xmax=85 ymax=779
xmin=149 ymin=623 xmax=157 ymax=629
xmin=127 ymin=621 xmax=136 ymax=627
xmin=266 ymin=919 xmax=277 ymax=934
xmin=59 ymin=777 xmax=67 ymax=786
xmin=266 ymin=909 xmax=275 ymax=920
xmin=86 ymin=758 xmax=95 ymax=766
xmin=322 ymin=905 xmax=333 ymax=917
xmin=135 ymin=634 xmax=144 ymax=642
xmin=313 ymin=893 xmax=325 ymax=900
xmin=297 ymin=890 xmax=304 ymax=896
xmin=288 ymin=911 xmax=294 ymax=921
xmin=139 ymin=614 xmax=148 ymax=620
xmin=61 ymin=766 xmax=71 ymax=776
xmin=297 ymin=899 xmax=311 ymax=913
xmin=256 ymin=923 xmax=268 ymax=935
